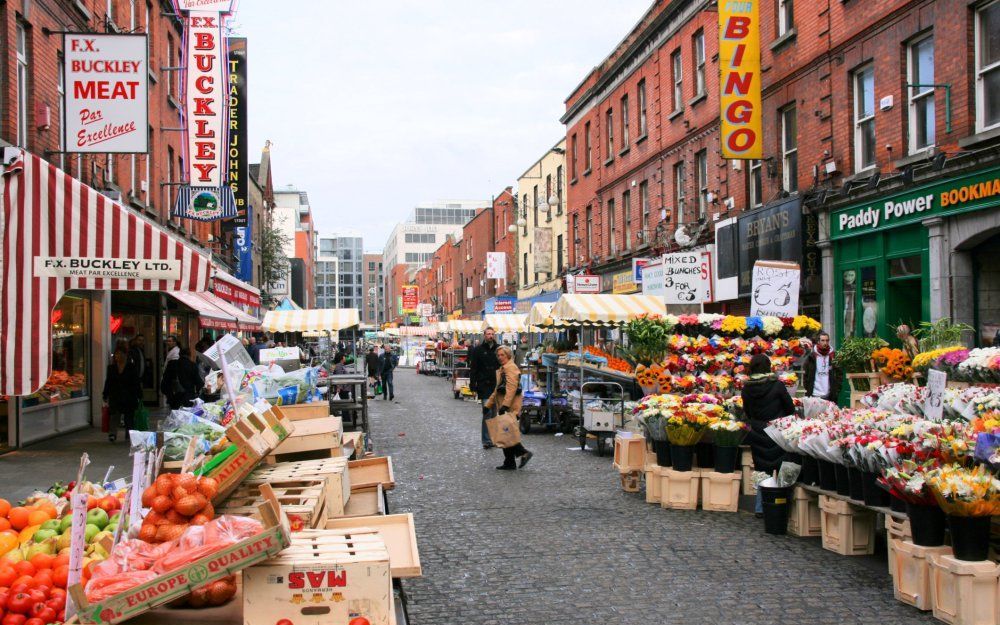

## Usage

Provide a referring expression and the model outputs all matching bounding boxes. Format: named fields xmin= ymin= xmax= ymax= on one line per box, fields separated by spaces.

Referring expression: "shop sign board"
xmin=489 ymin=297 xmax=515 ymax=313
xmin=185 ymin=12 xmax=225 ymax=186
xmin=925 ymin=369 xmax=947 ymax=420
xmin=641 ymin=261 xmax=665 ymax=298
xmin=34 ymin=257 xmax=179 ymax=281
xmin=736 ymin=197 xmax=803 ymax=296
xmin=831 ymin=165 xmax=1000 ymax=239
xmin=534 ymin=228 xmax=552 ymax=274
xmin=234 ymin=210 xmax=253 ymax=284
xmin=661 ymin=252 xmax=709 ymax=304
xmin=718 ymin=0 xmax=762 ymax=159
xmin=572 ymin=275 xmax=601 ymax=294
xmin=486 ymin=252 xmax=507 ymax=279
xmin=632 ymin=257 xmax=652 ymax=283
xmin=750 ymin=261 xmax=800 ymax=317
xmin=259 ymin=346 xmax=301 ymax=363
xmin=225 ymin=38 xmax=248 ymax=228
xmin=612 ymin=271 xmax=639 ymax=294
xmin=401 ymin=285 xmax=418 ymax=313
xmin=63 ymin=34 xmax=148 ymax=153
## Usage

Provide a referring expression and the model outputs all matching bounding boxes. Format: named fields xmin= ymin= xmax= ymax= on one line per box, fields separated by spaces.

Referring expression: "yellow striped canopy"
xmin=262 ymin=309 xmax=361 ymax=332
xmin=437 ymin=322 xmax=451 ymax=333
xmin=549 ymin=294 xmax=666 ymax=325
xmin=527 ymin=303 xmax=556 ymax=327
xmin=484 ymin=314 xmax=529 ymax=333
xmin=449 ymin=319 xmax=486 ymax=334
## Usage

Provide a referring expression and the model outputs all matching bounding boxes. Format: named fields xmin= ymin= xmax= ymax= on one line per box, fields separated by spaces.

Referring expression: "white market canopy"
xmin=526 ymin=302 xmax=563 ymax=331
xmin=484 ymin=314 xmax=529 ymax=333
xmin=449 ymin=319 xmax=486 ymax=334
xmin=549 ymin=294 xmax=666 ymax=326
xmin=398 ymin=326 xmax=438 ymax=337
xmin=261 ymin=309 xmax=360 ymax=333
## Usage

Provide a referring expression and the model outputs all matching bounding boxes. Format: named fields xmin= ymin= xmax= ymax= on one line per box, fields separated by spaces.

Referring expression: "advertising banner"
xmin=750 ymin=261 xmax=800 ymax=317
xmin=486 ymin=252 xmax=507 ymax=279
xmin=641 ymin=261 xmax=665 ymax=298
xmin=234 ymin=209 xmax=253 ymax=283
xmin=402 ymin=285 xmax=418 ymax=313
xmin=534 ymin=227 xmax=552 ymax=274
xmin=612 ymin=271 xmax=639 ymax=294
xmin=572 ymin=275 xmax=601 ymax=294
xmin=660 ymin=252 xmax=708 ymax=304
xmin=186 ymin=11 xmax=225 ymax=186
xmin=736 ymin=198 xmax=803 ymax=296
xmin=632 ymin=257 xmax=652 ymax=283
xmin=226 ymin=37 xmax=248 ymax=228
xmin=34 ymin=257 xmax=179 ymax=281
xmin=63 ymin=34 xmax=148 ymax=153
xmin=718 ymin=0 xmax=762 ymax=159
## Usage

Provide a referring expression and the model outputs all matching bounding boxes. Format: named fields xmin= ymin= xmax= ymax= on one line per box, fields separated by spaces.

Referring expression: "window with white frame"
xmin=781 ymin=106 xmax=798 ymax=193
xmin=778 ymin=0 xmax=794 ymax=36
xmin=672 ymin=50 xmax=683 ymax=112
xmin=696 ymin=150 xmax=708 ymax=218
xmin=556 ymin=165 xmax=563 ymax=214
xmin=621 ymin=94 xmax=630 ymax=147
xmin=571 ymin=133 xmax=578 ymax=178
xmin=16 ymin=23 xmax=29 ymax=148
xmin=585 ymin=205 xmax=593 ymax=258
xmin=606 ymin=108 xmax=614 ymax=159
xmin=674 ymin=162 xmax=686 ymax=222
xmin=749 ymin=160 xmax=763 ymax=208
xmin=693 ymin=31 xmax=706 ymax=97
xmin=978 ymin=1 xmax=1000 ymax=131
xmin=167 ymin=35 xmax=175 ymax=98
xmin=638 ymin=79 xmax=647 ymax=136
xmin=908 ymin=35 xmax=935 ymax=152
xmin=854 ymin=65 xmax=876 ymax=172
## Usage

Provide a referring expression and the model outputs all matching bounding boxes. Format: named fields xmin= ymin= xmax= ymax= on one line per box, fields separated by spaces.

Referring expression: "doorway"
xmin=886 ymin=254 xmax=924 ymax=345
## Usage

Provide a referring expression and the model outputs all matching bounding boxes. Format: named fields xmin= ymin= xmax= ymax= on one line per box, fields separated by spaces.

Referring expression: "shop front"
xmin=828 ymin=163 xmax=1000 ymax=346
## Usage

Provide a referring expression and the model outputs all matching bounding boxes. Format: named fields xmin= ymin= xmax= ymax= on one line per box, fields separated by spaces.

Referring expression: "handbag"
xmin=133 ymin=404 xmax=149 ymax=431
xmin=485 ymin=411 xmax=522 ymax=448
xmin=101 ymin=405 xmax=110 ymax=433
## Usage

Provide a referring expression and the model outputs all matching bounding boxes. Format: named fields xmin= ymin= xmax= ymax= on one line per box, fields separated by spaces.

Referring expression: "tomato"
xmin=348 ymin=618 xmax=371 ymax=625
xmin=26 ymin=591 xmax=44 ymax=606
xmin=2 ymin=614 xmax=26 ymax=625
xmin=0 ymin=590 xmax=8 ymax=609
xmin=0 ymin=569 xmax=15 ymax=589
xmin=23 ymin=618 xmax=42 ymax=625
xmin=50 ymin=566 xmax=66 ymax=591
xmin=46 ymin=589 xmax=64 ymax=605
xmin=29 ymin=573 xmax=50 ymax=592
xmin=34 ymin=608 xmax=54 ymax=624
xmin=276 ymin=620 xmax=294 ymax=625
xmin=9 ymin=580 xmax=31 ymax=593
xmin=6 ymin=593 xmax=31 ymax=615
xmin=85 ymin=497 xmax=99 ymax=511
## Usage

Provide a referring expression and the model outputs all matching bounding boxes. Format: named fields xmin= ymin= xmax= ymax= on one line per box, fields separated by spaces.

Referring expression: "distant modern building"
xmin=362 ymin=253 xmax=385 ymax=326
xmin=316 ymin=234 xmax=365 ymax=312
xmin=272 ymin=185 xmax=316 ymax=309
xmin=383 ymin=200 xmax=486 ymax=323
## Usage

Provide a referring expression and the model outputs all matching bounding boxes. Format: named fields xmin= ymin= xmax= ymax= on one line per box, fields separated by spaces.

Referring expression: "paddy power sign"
xmin=831 ymin=165 xmax=1000 ymax=239
xmin=718 ymin=0 xmax=762 ymax=159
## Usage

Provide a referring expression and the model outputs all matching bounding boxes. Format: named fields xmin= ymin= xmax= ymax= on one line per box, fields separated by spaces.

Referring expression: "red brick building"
xmin=491 ymin=187 xmax=518 ymax=296
xmin=458 ymin=207 xmax=494 ymax=315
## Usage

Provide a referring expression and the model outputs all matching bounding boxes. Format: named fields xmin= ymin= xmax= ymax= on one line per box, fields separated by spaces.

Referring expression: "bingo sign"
xmin=718 ymin=0 xmax=762 ymax=159
xmin=63 ymin=34 xmax=148 ymax=153
xmin=750 ymin=261 xmax=800 ymax=317
xmin=661 ymin=252 xmax=709 ymax=304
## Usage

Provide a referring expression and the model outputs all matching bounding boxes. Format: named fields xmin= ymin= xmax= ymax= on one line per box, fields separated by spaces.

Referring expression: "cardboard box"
xmin=322 ymin=514 xmax=421 ymax=578
xmin=204 ymin=408 xmax=295 ymax=503
xmin=70 ymin=485 xmax=291 ymax=625
xmin=348 ymin=457 xmax=395 ymax=491
xmin=268 ymin=416 xmax=343 ymax=461
xmin=243 ymin=530 xmax=393 ymax=625
xmin=219 ymin=477 xmax=329 ymax=531
xmin=246 ymin=458 xmax=351 ymax=518
xmin=273 ymin=402 xmax=329 ymax=421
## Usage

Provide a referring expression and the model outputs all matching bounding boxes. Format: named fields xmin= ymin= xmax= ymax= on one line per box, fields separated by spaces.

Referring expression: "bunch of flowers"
xmin=955 ymin=347 xmax=1000 ymax=383
xmin=664 ymin=401 xmax=726 ymax=446
xmin=926 ymin=464 xmax=1000 ymax=516
xmin=659 ymin=313 xmax=821 ymax=339
xmin=778 ymin=371 xmax=799 ymax=388
xmin=879 ymin=460 xmax=939 ymax=505
xmin=792 ymin=315 xmax=822 ymax=333
xmin=871 ymin=347 xmax=914 ymax=381
xmin=720 ymin=316 xmax=748 ymax=334
xmin=709 ymin=418 xmax=750 ymax=446
xmin=911 ymin=345 xmax=967 ymax=371
xmin=631 ymin=394 xmax=682 ymax=441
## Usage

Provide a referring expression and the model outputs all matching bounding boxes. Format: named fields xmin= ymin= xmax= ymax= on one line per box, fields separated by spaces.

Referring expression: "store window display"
xmin=23 ymin=294 xmax=89 ymax=407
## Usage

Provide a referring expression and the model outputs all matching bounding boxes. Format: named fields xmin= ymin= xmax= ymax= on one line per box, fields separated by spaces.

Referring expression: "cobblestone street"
xmin=371 ymin=369 xmax=936 ymax=625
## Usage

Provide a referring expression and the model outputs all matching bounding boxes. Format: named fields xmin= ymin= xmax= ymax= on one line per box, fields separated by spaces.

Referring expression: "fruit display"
xmin=138 ymin=474 xmax=219 ymax=543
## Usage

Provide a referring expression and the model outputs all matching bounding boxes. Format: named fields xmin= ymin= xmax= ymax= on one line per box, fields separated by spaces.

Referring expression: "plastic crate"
xmin=819 ymin=495 xmax=876 ymax=556
xmin=644 ymin=466 xmax=662 ymax=504
xmin=787 ymin=486 xmax=822 ymax=537
xmin=613 ymin=434 xmax=646 ymax=474
xmin=699 ymin=471 xmax=741 ymax=513
xmin=929 ymin=553 xmax=1000 ymax=625
xmin=886 ymin=516 xmax=912 ymax=577
xmin=660 ymin=469 xmax=700 ymax=510
xmin=892 ymin=539 xmax=951 ymax=611
xmin=741 ymin=447 xmax=755 ymax=496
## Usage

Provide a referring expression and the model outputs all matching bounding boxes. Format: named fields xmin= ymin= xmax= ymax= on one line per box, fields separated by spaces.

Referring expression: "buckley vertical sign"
xmin=718 ymin=0 xmax=762 ymax=159
xmin=226 ymin=37 xmax=248 ymax=229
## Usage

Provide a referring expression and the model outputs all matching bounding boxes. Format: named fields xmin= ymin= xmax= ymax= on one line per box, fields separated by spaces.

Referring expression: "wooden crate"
xmin=342 ymin=485 xmax=385 ymax=518
xmin=819 ymin=495 xmax=876 ymax=556
xmin=243 ymin=529 xmax=393 ymax=625
xmin=204 ymin=408 xmax=295 ymax=503
xmin=886 ymin=516 xmax=912 ymax=577
xmin=660 ymin=469 xmax=700 ymax=510
xmin=348 ymin=456 xmax=395 ymax=491
xmin=929 ymin=553 xmax=1000 ymax=625
xmin=272 ymin=401 xmax=329 ymax=421
xmin=266 ymin=416 xmax=343 ymax=463
xmin=321 ymin=513 xmax=421 ymax=578
xmin=700 ymin=471 xmax=740 ymax=512
xmin=219 ymin=477 xmax=329 ymax=531
xmin=788 ymin=486 xmax=822 ymax=537
xmin=620 ymin=471 xmax=641 ymax=493
xmin=612 ymin=434 xmax=646 ymax=474
xmin=892 ymin=540 xmax=951 ymax=611
xmin=339 ymin=431 xmax=365 ymax=459
xmin=246 ymin=457 xmax=351 ymax=518
xmin=70 ymin=485 xmax=291 ymax=625
xmin=644 ymin=466 xmax=662 ymax=504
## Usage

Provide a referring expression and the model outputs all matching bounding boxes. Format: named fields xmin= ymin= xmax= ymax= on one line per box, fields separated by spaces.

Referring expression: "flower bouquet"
xmin=926 ymin=463 xmax=1000 ymax=560
xmin=871 ymin=347 xmax=913 ymax=382
xmin=881 ymin=460 xmax=948 ymax=546
xmin=911 ymin=345 xmax=966 ymax=372
xmin=955 ymin=347 xmax=1000 ymax=383
xmin=664 ymin=402 xmax=723 ymax=471
xmin=633 ymin=394 xmax=679 ymax=466
xmin=708 ymin=418 xmax=749 ymax=473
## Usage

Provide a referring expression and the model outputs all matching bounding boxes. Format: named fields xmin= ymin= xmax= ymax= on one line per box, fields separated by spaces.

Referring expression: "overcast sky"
xmin=236 ymin=1 xmax=651 ymax=252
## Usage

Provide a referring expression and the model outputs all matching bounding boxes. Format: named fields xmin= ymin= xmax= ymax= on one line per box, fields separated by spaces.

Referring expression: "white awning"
xmin=484 ymin=314 xmax=529 ymax=333
xmin=167 ymin=292 xmax=238 ymax=331
xmin=261 ymin=309 xmax=361 ymax=332
xmin=549 ymin=294 xmax=666 ymax=325
xmin=201 ymin=292 xmax=260 ymax=330
xmin=449 ymin=319 xmax=485 ymax=334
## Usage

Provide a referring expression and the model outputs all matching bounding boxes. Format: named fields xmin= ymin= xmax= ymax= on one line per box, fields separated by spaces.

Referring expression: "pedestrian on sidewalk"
xmin=380 ymin=346 xmax=398 ymax=401
xmin=741 ymin=354 xmax=795 ymax=516
xmin=803 ymin=331 xmax=842 ymax=403
xmin=365 ymin=346 xmax=381 ymax=397
xmin=484 ymin=345 xmax=532 ymax=470
xmin=161 ymin=346 xmax=205 ymax=410
xmin=469 ymin=326 xmax=500 ymax=449
xmin=103 ymin=344 xmax=142 ymax=443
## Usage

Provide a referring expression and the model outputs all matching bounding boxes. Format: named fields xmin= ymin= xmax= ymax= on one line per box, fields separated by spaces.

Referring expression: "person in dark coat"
xmin=103 ymin=345 xmax=142 ymax=443
xmin=468 ymin=327 xmax=500 ymax=448
xmin=161 ymin=346 xmax=205 ymax=410
xmin=741 ymin=353 xmax=796 ymax=515
xmin=379 ymin=346 xmax=398 ymax=401
xmin=365 ymin=347 xmax=381 ymax=397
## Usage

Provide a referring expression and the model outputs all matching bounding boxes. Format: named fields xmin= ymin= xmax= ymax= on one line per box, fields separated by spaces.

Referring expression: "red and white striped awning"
xmin=1 ymin=150 xmax=213 ymax=395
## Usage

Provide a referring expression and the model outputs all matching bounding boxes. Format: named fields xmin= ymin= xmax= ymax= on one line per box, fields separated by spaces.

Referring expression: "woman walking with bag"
xmin=103 ymin=344 xmax=141 ymax=443
xmin=484 ymin=346 xmax=533 ymax=470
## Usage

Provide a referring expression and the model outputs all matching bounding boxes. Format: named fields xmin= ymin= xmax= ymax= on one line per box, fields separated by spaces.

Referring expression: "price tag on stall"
xmin=128 ymin=450 xmax=147 ymax=538
xmin=65 ymin=491 xmax=89 ymax=620
xmin=925 ymin=369 xmax=947 ymax=420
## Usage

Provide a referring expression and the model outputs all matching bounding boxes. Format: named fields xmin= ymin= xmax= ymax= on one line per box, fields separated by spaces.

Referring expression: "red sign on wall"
xmin=401 ymin=285 xmax=418 ymax=313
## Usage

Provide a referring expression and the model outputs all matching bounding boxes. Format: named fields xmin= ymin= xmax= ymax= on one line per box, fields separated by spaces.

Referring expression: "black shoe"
xmin=518 ymin=451 xmax=533 ymax=468
xmin=496 ymin=465 xmax=516 ymax=470
xmin=755 ymin=512 xmax=764 ymax=519
xmin=483 ymin=443 xmax=495 ymax=449
xmin=108 ymin=434 xmax=116 ymax=443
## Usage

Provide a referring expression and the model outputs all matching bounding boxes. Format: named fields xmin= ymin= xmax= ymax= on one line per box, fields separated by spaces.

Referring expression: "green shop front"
xmin=829 ymin=164 xmax=1000 ymax=346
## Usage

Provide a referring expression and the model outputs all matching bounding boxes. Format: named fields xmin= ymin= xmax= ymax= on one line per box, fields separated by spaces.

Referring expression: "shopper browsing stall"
xmin=161 ymin=346 xmax=205 ymax=410
xmin=485 ymin=346 xmax=533 ymax=470
xmin=469 ymin=327 xmax=500 ymax=448
xmin=741 ymin=354 xmax=796 ymax=514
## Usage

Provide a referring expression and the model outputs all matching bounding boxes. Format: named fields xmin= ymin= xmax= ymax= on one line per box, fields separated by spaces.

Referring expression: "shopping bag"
xmin=134 ymin=404 xmax=150 ymax=431
xmin=101 ymin=405 xmax=110 ymax=433
xmin=375 ymin=381 xmax=383 ymax=395
xmin=485 ymin=412 xmax=522 ymax=448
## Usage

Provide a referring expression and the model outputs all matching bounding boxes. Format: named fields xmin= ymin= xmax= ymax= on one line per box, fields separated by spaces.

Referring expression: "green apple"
xmin=58 ymin=515 xmax=73 ymax=533
xmin=105 ymin=523 xmax=118 ymax=535
xmin=109 ymin=513 xmax=121 ymax=526
xmin=32 ymin=529 xmax=58 ymax=543
xmin=84 ymin=523 xmax=100 ymax=542
xmin=40 ymin=519 xmax=61 ymax=532
xmin=86 ymin=508 xmax=109 ymax=530
xmin=26 ymin=540 xmax=55 ymax=559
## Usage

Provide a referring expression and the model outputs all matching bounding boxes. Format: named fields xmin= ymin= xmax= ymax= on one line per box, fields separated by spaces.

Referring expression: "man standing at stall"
xmin=469 ymin=326 xmax=501 ymax=449
xmin=803 ymin=332 xmax=843 ymax=403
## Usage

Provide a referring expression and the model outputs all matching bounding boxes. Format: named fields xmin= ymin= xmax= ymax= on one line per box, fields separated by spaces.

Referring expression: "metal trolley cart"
xmin=518 ymin=357 xmax=575 ymax=434
xmin=575 ymin=381 xmax=626 ymax=456
xmin=419 ymin=346 xmax=437 ymax=375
